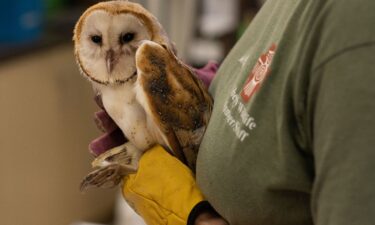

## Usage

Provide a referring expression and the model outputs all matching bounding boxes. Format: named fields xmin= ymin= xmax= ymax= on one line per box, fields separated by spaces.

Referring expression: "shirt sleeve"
xmin=310 ymin=43 xmax=375 ymax=225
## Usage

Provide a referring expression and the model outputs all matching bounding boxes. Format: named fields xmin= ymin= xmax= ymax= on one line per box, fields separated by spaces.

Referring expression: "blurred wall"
xmin=0 ymin=44 xmax=116 ymax=225
xmin=132 ymin=0 xmax=197 ymax=61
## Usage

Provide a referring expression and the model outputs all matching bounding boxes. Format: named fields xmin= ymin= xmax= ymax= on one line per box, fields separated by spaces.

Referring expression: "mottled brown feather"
xmin=136 ymin=42 xmax=213 ymax=171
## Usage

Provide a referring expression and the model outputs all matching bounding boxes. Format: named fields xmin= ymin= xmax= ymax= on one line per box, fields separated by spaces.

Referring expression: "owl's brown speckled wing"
xmin=135 ymin=41 xmax=213 ymax=171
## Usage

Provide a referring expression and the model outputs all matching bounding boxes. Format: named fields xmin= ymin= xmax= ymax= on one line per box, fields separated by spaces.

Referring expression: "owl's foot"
xmin=80 ymin=143 xmax=142 ymax=192
xmin=80 ymin=163 xmax=136 ymax=192
xmin=91 ymin=142 xmax=142 ymax=168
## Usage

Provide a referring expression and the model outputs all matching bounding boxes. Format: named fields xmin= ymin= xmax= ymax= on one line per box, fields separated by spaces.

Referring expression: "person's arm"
xmin=194 ymin=211 xmax=228 ymax=225
xmin=187 ymin=201 xmax=228 ymax=225
xmin=311 ymin=43 xmax=375 ymax=224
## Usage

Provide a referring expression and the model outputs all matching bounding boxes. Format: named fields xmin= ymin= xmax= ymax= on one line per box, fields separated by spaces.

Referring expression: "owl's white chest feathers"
xmin=97 ymin=83 xmax=155 ymax=151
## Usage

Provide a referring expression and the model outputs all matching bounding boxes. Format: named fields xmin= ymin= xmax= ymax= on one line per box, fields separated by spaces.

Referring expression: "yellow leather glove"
xmin=122 ymin=145 xmax=205 ymax=225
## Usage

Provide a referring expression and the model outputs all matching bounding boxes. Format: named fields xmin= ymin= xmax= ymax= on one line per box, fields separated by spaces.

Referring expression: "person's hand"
xmin=122 ymin=145 xmax=228 ymax=225
xmin=122 ymin=145 xmax=203 ymax=225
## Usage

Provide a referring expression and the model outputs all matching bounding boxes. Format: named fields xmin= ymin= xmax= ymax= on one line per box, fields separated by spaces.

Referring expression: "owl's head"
xmin=73 ymin=0 xmax=173 ymax=85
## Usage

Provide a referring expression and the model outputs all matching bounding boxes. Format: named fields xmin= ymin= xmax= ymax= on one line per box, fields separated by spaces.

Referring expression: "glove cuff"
xmin=187 ymin=201 xmax=219 ymax=225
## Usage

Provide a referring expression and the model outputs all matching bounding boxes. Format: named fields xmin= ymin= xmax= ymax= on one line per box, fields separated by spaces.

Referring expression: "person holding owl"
xmin=83 ymin=0 xmax=375 ymax=225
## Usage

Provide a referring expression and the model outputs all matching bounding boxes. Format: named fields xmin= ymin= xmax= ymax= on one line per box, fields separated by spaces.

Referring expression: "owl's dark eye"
xmin=121 ymin=33 xmax=135 ymax=44
xmin=91 ymin=35 xmax=102 ymax=44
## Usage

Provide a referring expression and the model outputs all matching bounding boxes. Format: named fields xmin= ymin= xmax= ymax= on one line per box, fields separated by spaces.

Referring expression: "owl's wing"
xmin=134 ymin=41 xmax=213 ymax=171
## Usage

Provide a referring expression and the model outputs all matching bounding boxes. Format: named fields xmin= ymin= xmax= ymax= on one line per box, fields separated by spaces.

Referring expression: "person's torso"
xmin=197 ymin=0 xmax=375 ymax=224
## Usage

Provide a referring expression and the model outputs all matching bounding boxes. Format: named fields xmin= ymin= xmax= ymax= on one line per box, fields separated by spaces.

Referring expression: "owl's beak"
xmin=106 ymin=49 xmax=116 ymax=73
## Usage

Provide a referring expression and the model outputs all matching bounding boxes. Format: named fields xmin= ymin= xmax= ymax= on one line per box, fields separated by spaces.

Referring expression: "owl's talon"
xmin=80 ymin=164 xmax=136 ymax=192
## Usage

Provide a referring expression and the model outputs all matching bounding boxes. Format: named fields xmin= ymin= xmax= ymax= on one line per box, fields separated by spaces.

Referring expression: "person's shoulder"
xmin=312 ymin=0 xmax=375 ymax=69
xmin=323 ymin=0 xmax=375 ymax=39
xmin=328 ymin=0 xmax=375 ymax=21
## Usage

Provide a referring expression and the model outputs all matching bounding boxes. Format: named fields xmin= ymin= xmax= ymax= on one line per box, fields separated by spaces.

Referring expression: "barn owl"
xmin=73 ymin=0 xmax=213 ymax=190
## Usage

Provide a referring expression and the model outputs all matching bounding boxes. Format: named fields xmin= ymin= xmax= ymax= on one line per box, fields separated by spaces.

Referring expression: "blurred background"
xmin=0 ymin=0 xmax=264 ymax=225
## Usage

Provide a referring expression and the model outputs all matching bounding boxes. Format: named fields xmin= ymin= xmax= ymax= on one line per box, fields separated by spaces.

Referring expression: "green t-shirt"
xmin=197 ymin=0 xmax=375 ymax=224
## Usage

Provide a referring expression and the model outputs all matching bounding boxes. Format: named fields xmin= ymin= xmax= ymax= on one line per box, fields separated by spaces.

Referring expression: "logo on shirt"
xmin=240 ymin=43 xmax=277 ymax=102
